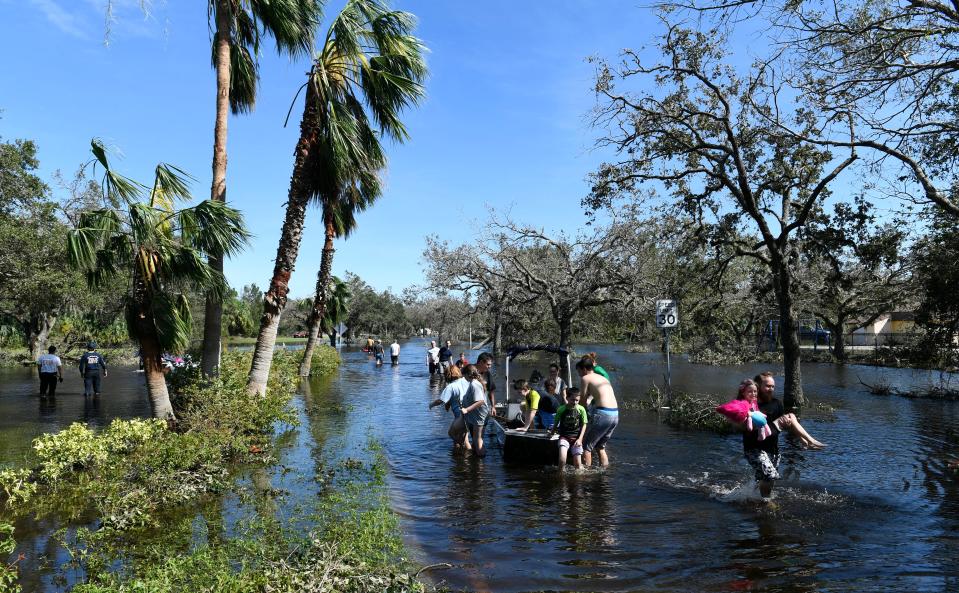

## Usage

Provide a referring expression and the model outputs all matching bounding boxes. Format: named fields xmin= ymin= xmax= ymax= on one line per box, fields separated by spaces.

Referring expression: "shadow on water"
xmin=3 ymin=342 xmax=959 ymax=592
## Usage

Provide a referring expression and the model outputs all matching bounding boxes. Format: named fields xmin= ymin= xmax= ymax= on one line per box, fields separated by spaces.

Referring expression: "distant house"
xmin=851 ymin=312 xmax=916 ymax=346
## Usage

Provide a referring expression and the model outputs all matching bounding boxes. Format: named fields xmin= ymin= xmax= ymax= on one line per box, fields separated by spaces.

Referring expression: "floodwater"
xmin=2 ymin=342 xmax=959 ymax=592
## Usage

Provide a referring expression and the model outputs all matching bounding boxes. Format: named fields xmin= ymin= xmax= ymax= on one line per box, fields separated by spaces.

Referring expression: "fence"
xmin=759 ymin=331 xmax=922 ymax=350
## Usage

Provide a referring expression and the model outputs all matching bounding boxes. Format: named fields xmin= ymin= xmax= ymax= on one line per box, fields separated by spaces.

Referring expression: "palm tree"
xmin=246 ymin=0 xmax=427 ymax=395
xmin=310 ymin=276 xmax=351 ymax=351
xmin=323 ymin=276 xmax=351 ymax=346
xmin=297 ymin=181 xmax=375 ymax=375
xmin=68 ymin=140 xmax=249 ymax=421
xmin=300 ymin=275 xmax=351 ymax=371
xmin=201 ymin=0 xmax=323 ymax=378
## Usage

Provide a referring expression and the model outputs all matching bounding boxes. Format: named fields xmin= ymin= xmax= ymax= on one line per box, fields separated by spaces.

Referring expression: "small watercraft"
xmin=487 ymin=344 xmax=573 ymax=466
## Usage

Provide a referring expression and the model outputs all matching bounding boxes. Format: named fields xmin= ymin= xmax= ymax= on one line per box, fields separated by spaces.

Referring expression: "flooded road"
xmin=2 ymin=342 xmax=959 ymax=592
xmin=336 ymin=343 xmax=959 ymax=593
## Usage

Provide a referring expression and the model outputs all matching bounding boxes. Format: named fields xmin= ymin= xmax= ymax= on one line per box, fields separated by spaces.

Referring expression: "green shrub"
xmin=0 ymin=522 xmax=21 ymax=593
xmin=0 ymin=351 xmax=299 ymax=534
xmin=0 ymin=349 xmax=417 ymax=593
xmin=69 ymin=439 xmax=422 ymax=593
xmin=0 ymin=469 xmax=36 ymax=507
xmin=310 ymin=345 xmax=341 ymax=377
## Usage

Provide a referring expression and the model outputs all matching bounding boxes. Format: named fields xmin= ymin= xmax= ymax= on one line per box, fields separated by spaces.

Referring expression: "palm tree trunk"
xmin=132 ymin=295 xmax=176 ymax=421
xmin=298 ymin=226 xmax=336 ymax=376
xmin=247 ymin=82 xmax=321 ymax=395
xmin=201 ymin=0 xmax=233 ymax=377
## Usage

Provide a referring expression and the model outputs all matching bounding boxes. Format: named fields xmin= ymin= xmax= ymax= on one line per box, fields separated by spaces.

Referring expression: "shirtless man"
xmin=576 ymin=357 xmax=618 ymax=467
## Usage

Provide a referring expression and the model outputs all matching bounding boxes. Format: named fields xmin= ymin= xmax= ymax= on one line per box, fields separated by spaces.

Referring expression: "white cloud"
xmin=29 ymin=0 xmax=91 ymax=39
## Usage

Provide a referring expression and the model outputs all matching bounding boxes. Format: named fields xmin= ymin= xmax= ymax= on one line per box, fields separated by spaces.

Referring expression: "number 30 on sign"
xmin=655 ymin=299 xmax=679 ymax=328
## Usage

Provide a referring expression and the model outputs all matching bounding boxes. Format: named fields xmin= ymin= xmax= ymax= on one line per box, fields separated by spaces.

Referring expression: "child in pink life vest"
xmin=716 ymin=379 xmax=772 ymax=441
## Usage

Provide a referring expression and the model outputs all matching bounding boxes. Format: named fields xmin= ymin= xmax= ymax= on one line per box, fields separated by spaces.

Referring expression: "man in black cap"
xmin=79 ymin=341 xmax=108 ymax=397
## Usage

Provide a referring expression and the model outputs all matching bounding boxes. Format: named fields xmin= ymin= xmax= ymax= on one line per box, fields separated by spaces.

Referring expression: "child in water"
xmin=549 ymin=387 xmax=588 ymax=470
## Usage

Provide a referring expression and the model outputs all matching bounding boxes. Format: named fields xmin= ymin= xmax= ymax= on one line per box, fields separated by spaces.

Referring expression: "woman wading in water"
xmin=460 ymin=364 xmax=489 ymax=457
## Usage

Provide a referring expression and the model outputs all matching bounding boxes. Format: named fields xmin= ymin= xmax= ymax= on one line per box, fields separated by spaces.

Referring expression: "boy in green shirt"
xmin=549 ymin=387 xmax=588 ymax=470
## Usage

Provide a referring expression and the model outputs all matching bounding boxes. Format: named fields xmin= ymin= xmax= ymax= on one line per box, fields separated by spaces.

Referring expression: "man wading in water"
xmin=79 ymin=341 xmax=107 ymax=397
xmin=576 ymin=357 xmax=618 ymax=468
xmin=745 ymin=371 xmax=825 ymax=499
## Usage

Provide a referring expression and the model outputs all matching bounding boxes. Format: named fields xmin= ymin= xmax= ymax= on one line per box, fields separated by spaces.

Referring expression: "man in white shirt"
xmin=389 ymin=340 xmax=400 ymax=365
xmin=427 ymin=340 xmax=440 ymax=375
xmin=37 ymin=345 xmax=63 ymax=397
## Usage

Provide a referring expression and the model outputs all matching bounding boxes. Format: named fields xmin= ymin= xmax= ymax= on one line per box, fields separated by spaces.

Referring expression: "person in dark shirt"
xmin=372 ymin=340 xmax=385 ymax=366
xmin=438 ymin=340 xmax=454 ymax=374
xmin=745 ymin=372 xmax=825 ymax=498
xmin=549 ymin=388 xmax=588 ymax=471
xmin=78 ymin=341 xmax=108 ymax=397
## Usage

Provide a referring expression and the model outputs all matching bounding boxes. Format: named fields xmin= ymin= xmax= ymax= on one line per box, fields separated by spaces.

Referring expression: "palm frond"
xmin=152 ymin=163 xmax=195 ymax=209
xmin=251 ymin=0 xmax=321 ymax=58
xmin=160 ymin=246 xmax=213 ymax=288
xmin=152 ymin=291 xmax=193 ymax=353
xmin=90 ymin=139 xmax=147 ymax=204
xmin=229 ymin=41 xmax=260 ymax=114
xmin=129 ymin=202 xmax=165 ymax=245
xmin=181 ymin=200 xmax=251 ymax=258
xmin=67 ymin=228 xmax=103 ymax=270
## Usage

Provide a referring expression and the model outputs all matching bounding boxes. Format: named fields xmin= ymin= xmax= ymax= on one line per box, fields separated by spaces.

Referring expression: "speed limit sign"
xmin=655 ymin=299 xmax=678 ymax=328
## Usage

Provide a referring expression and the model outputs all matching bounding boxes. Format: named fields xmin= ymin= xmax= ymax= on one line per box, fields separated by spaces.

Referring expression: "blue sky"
xmin=2 ymin=1 xmax=660 ymax=297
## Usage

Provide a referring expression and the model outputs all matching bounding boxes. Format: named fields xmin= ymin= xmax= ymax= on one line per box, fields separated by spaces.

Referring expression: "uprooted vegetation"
xmin=629 ymin=385 xmax=839 ymax=432
xmin=629 ymin=385 xmax=737 ymax=433
xmin=859 ymin=374 xmax=959 ymax=400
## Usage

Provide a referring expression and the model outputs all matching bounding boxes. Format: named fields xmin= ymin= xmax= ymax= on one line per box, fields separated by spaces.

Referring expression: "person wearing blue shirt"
xmin=78 ymin=341 xmax=108 ymax=397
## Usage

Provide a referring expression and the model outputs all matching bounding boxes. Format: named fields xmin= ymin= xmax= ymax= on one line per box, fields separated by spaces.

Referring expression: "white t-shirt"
xmin=428 ymin=347 xmax=440 ymax=363
xmin=37 ymin=354 xmax=62 ymax=374
xmin=550 ymin=377 xmax=567 ymax=396
xmin=390 ymin=342 xmax=400 ymax=356
xmin=440 ymin=377 xmax=470 ymax=412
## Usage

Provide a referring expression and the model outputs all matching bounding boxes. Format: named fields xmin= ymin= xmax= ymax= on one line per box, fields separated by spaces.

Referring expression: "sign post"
xmin=655 ymin=299 xmax=679 ymax=407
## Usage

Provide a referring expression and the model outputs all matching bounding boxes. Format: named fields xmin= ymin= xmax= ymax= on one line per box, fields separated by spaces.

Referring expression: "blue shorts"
xmin=584 ymin=409 xmax=618 ymax=452
xmin=536 ymin=411 xmax=555 ymax=430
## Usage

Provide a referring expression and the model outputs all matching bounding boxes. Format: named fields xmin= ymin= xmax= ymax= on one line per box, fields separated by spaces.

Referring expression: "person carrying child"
xmin=716 ymin=375 xmax=825 ymax=499
xmin=549 ymin=387 xmax=588 ymax=470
